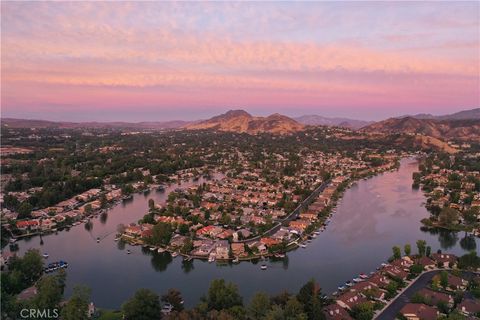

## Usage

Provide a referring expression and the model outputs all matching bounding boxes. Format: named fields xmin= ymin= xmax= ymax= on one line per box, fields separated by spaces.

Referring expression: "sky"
xmin=1 ymin=1 xmax=479 ymax=122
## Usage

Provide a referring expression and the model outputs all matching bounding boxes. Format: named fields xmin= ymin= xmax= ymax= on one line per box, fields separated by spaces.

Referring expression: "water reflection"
xmin=150 ymin=252 xmax=173 ymax=272
xmin=181 ymin=259 xmax=194 ymax=273
xmin=460 ymin=234 xmax=477 ymax=251
xmin=100 ymin=212 xmax=108 ymax=224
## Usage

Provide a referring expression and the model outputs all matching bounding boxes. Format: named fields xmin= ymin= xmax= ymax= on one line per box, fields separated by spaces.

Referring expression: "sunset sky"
xmin=1 ymin=1 xmax=479 ymax=121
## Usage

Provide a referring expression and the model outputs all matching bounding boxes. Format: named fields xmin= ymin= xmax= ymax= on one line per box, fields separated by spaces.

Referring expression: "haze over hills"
xmin=184 ymin=110 xmax=305 ymax=134
xmin=362 ymin=116 xmax=480 ymax=141
xmin=294 ymin=115 xmax=373 ymax=129
xmin=399 ymin=108 xmax=480 ymax=121
xmin=1 ymin=118 xmax=192 ymax=129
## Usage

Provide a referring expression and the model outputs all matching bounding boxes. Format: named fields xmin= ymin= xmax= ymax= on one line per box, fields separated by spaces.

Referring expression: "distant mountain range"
xmin=184 ymin=110 xmax=304 ymax=134
xmin=2 ymin=108 xmax=479 ymax=139
xmin=362 ymin=117 xmax=480 ymax=141
xmin=1 ymin=118 xmax=192 ymax=129
xmin=400 ymin=108 xmax=480 ymax=121
xmin=293 ymin=115 xmax=373 ymax=129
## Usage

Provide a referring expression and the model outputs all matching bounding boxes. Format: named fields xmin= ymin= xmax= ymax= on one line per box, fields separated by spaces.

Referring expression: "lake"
xmin=8 ymin=158 xmax=478 ymax=309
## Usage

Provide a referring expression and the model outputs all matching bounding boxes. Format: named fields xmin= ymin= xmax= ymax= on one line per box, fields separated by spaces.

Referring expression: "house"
xmin=368 ymin=273 xmax=391 ymax=289
xmin=124 ymin=225 xmax=142 ymax=237
xmin=260 ymin=237 xmax=280 ymax=247
xmin=16 ymin=220 xmax=40 ymax=230
xmin=457 ymin=299 xmax=480 ymax=316
xmin=169 ymin=234 xmax=188 ymax=248
xmin=231 ymin=243 xmax=246 ymax=257
xmin=400 ymin=303 xmax=438 ymax=320
xmin=383 ymin=265 xmax=409 ymax=280
xmin=17 ymin=286 xmax=38 ymax=301
xmin=431 ymin=253 xmax=457 ymax=268
xmin=336 ymin=291 xmax=368 ymax=310
xmin=323 ymin=304 xmax=353 ymax=320
xmin=391 ymin=256 xmax=414 ymax=270
xmin=215 ymin=240 xmax=230 ymax=260
xmin=417 ymin=288 xmax=453 ymax=307
xmin=445 ymin=274 xmax=468 ymax=291
xmin=415 ymin=256 xmax=436 ymax=270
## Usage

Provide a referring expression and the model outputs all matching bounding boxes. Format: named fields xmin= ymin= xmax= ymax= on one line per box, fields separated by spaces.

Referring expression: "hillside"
xmin=362 ymin=117 xmax=480 ymax=141
xmin=399 ymin=108 xmax=480 ymax=121
xmin=184 ymin=110 xmax=304 ymax=134
xmin=294 ymin=115 xmax=372 ymax=129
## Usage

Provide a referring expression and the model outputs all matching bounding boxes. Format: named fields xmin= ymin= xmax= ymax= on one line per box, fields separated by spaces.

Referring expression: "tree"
xmin=296 ymin=279 xmax=326 ymax=320
xmin=248 ymin=292 xmax=271 ymax=320
xmin=350 ymin=302 xmax=374 ymax=320
xmin=426 ymin=246 xmax=431 ymax=257
xmin=404 ymin=244 xmax=411 ymax=256
xmin=148 ymin=199 xmax=155 ymax=211
xmin=440 ymin=271 xmax=449 ymax=289
xmin=416 ymin=240 xmax=427 ymax=256
xmin=204 ymin=279 xmax=243 ymax=311
xmin=284 ymin=298 xmax=307 ymax=320
xmin=62 ymin=285 xmax=91 ymax=320
xmin=392 ymin=246 xmax=401 ymax=260
xmin=18 ymin=202 xmax=33 ymax=219
xmin=122 ymin=288 xmax=161 ymax=320
xmin=33 ymin=270 xmax=66 ymax=310
xmin=161 ymin=288 xmax=184 ymax=311
xmin=457 ymin=252 xmax=480 ymax=270
xmin=438 ymin=208 xmax=460 ymax=226
xmin=149 ymin=222 xmax=173 ymax=246
xmin=11 ymin=249 xmax=44 ymax=285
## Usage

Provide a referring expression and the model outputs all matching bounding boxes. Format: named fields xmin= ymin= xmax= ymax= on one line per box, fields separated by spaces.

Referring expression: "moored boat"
xmin=260 ymin=264 xmax=267 ymax=270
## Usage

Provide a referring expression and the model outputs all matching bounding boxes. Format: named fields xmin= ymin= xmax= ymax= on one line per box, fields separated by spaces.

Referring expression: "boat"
xmin=96 ymin=237 xmax=100 ymax=243
xmin=149 ymin=247 xmax=156 ymax=251
xmin=359 ymin=273 xmax=369 ymax=279
xmin=260 ymin=264 xmax=267 ymax=270
xmin=300 ymin=244 xmax=307 ymax=248
xmin=232 ymin=257 xmax=239 ymax=263
xmin=337 ymin=285 xmax=346 ymax=291
xmin=345 ymin=281 xmax=353 ymax=287
xmin=42 ymin=253 xmax=49 ymax=259
xmin=127 ymin=250 xmax=131 ymax=254
xmin=171 ymin=252 xmax=179 ymax=258
xmin=208 ymin=254 xmax=215 ymax=263
xmin=9 ymin=238 xmax=17 ymax=243
xmin=114 ymin=237 xmax=119 ymax=242
xmin=274 ymin=253 xmax=285 ymax=259
xmin=157 ymin=248 xmax=165 ymax=253
xmin=353 ymin=277 xmax=363 ymax=283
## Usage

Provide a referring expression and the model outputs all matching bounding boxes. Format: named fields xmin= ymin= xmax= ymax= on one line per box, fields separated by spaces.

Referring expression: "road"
xmin=237 ymin=179 xmax=331 ymax=244
xmin=375 ymin=270 xmax=479 ymax=320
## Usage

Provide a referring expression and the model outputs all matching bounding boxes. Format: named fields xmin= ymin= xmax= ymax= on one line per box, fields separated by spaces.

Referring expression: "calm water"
xmin=8 ymin=159 xmax=478 ymax=308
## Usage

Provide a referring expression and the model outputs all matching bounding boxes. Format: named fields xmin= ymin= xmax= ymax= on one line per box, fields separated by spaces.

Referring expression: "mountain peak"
xmin=184 ymin=110 xmax=303 ymax=134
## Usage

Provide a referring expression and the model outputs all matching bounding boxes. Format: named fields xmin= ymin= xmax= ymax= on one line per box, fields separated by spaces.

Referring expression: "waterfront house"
xmin=323 ymin=304 xmax=353 ymax=320
xmin=390 ymin=256 xmax=414 ymax=270
xmin=231 ymin=243 xmax=246 ymax=257
xmin=400 ymin=303 xmax=438 ymax=320
xmin=415 ymin=256 xmax=436 ymax=270
xmin=383 ymin=266 xmax=409 ymax=280
xmin=169 ymin=234 xmax=188 ymax=248
xmin=215 ymin=240 xmax=230 ymax=260
xmin=431 ymin=253 xmax=457 ymax=268
xmin=16 ymin=219 xmax=40 ymax=231
xmin=336 ymin=291 xmax=369 ymax=310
